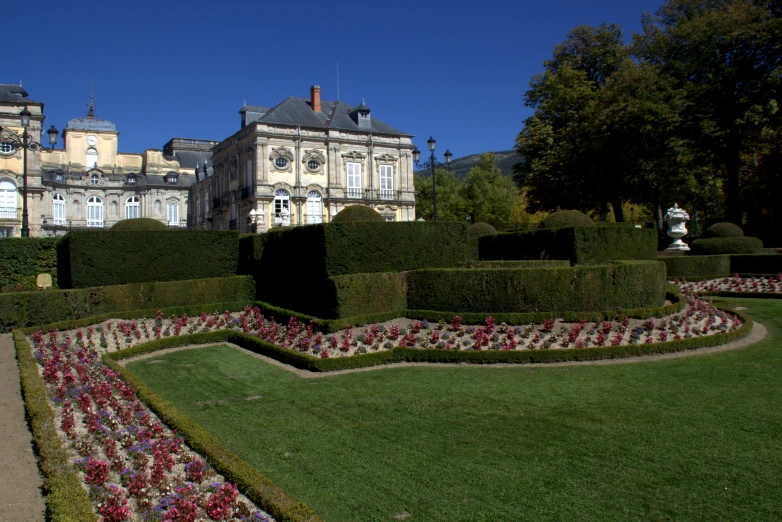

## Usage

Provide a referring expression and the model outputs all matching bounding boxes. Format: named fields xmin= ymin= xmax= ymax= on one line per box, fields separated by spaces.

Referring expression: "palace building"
xmin=0 ymin=83 xmax=416 ymax=237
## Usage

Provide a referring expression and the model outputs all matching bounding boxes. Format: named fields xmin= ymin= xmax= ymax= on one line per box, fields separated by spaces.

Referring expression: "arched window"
xmin=52 ymin=193 xmax=66 ymax=225
xmin=86 ymin=148 xmax=98 ymax=169
xmin=86 ymin=196 xmax=103 ymax=227
xmin=0 ymin=180 xmax=17 ymax=219
xmin=125 ymin=196 xmax=140 ymax=219
xmin=273 ymin=189 xmax=290 ymax=226
xmin=90 ymin=173 xmax=99 ymax=186
xmin=306 ymin=191 xmax=322 ymax=224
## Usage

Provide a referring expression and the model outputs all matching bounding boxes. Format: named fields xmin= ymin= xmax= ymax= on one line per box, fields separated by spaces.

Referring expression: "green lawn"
xmin=128 ymin=299 xmax=782 ymax=521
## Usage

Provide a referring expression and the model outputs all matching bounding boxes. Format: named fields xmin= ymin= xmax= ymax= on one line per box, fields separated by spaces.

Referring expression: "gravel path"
xmin=0 ymin=334 xmax=45 ymax=522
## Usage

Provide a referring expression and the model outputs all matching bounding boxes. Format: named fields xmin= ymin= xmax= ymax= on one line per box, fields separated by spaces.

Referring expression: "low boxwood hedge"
xmin=690 ymin=236 xmax=764 ymax=255
xmin=13 ymin=332 xmax=96 ymax=521
xmin=0 ymin=237 xmax=59 ymax=291
xmin=329 ymin=272 xmax=407 ymax=319
xmin=0 ymin=276 xmax=255 ymax=331
xmin=466 ymin=260 xmax=571 ymax=269
xmin=406 ymin=261 xmax=666 ymax=314
xmin=660 ymin=255 xmax=731 ymax=279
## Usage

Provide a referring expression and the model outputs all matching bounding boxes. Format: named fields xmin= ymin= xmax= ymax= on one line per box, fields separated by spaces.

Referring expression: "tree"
xmin=459 ymin=153 xmax=517 ymax=225
xmin=414 ymin=168 xmax=465 ymax=221
xmin=515 ymin=23 xmax=694 ymax=221
xmin=633 ymin=0 xmax=782 ymax=221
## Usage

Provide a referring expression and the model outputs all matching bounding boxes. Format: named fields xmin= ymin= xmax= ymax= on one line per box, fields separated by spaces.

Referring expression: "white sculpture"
xmin=664 ymin=203 xmax=690 ymax=251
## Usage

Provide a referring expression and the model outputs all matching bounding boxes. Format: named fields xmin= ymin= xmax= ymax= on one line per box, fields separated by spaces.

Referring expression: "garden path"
xmin=0 ymin=333 xmax=45 ymax=521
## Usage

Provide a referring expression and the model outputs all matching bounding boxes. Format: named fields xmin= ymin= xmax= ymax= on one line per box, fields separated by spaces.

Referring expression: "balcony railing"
xmin=346 ymin=188 xmax=362 ymax=199
xmin=377 ymin=189 xmax=395 ymax=201
xmin=0 ymin=208 xmax=18 ymax=220
xmin=240 ymin=186 xmax=253 ymax=200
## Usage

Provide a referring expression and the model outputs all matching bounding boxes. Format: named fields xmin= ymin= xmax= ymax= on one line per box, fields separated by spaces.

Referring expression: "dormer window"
xmin=90 ymin=174 xmax=99 ymax=185
xmin=127 ymin=173 xmax=137 ymax=184
xmin=166 ymin=172 xmax=178 ymax=184
xmin=55 ymin=169 xmax=64 ymax=182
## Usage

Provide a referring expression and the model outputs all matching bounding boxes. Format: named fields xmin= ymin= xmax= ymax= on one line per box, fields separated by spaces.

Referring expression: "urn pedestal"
xmin=664 ymin=203 xmax=690 ymax=252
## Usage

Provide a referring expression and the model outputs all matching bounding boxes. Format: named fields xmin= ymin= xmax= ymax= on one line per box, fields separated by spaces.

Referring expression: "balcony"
xmin=240 ymin=186 xmax=253 ymax=200
xmin=0 ymin=208 xmax=18 ymax=220
xmin=346 ymin=188 xmax=363 ymax=199
xmin=377 ymin=189 xmax=396 ymax=201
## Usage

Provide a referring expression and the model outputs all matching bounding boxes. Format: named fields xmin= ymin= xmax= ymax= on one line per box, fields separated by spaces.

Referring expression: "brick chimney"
xmin=310 ymin=85 xmax=321 ymax=113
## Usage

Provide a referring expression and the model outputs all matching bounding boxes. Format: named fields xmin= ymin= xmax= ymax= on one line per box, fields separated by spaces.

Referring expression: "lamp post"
xmin=412 ymin=137 xmax=452 ymax=221
xmin=0 ymin=107 xmax=59 ymax=237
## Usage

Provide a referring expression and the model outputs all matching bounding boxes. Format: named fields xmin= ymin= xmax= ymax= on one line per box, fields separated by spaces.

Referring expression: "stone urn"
xmin=664 ymin=203 xmax=690 ymax=252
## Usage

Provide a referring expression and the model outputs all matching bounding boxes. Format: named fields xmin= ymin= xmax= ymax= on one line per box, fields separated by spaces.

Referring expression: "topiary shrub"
xmin=111 ymin=218 xmax=168 ymax=231
xmin=331 ymin=205 xmax=384 ymax=223
xmin=539 ymin=210 xmax=595 ymax=229
xmin=690 ymin=236 xmax=764 ymax=255
xmin=705 ymin=222 xmax=744 ymax=238
xmin=467 ymin=222 xmax=497 ymax=237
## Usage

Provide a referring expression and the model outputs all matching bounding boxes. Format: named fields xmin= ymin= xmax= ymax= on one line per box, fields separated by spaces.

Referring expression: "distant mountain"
xmin=415 ymin=150 xmax=522 ymax=180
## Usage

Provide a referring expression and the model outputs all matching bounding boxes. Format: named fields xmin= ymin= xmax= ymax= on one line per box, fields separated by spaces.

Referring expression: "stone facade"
xmin=189 ymin=86 xmax=416 ymax=232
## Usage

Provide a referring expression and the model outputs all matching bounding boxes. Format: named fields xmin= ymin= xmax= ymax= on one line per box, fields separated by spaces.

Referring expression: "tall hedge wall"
xmin=660 ymin=255 xmax=731 ymax=279
xmin=0 ymin=238 xmax=59 ymax=291
xmin=238 ymin=233 xmax=267 ymax=281
xmin=57 ymin=231 xmax=240 ymax=289
xmin=255 ymin=222 xmax=477 ymax=315
xmin=467 ymin=260 xmax=571 ymax=269
xmin=406 ymin=261 xmax=666 ymax=313
xmin=479 ymin=226 xmax=657 ymax=265
xmin=328 ymin=272 xmax=407 ymax=319
xmin=0 ymin=275 xmax=254 ymax=330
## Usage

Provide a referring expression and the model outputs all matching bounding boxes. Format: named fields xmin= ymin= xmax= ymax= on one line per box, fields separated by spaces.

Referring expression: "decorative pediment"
xmin=374 ymin=153 xmax=398 ymax=163
xmin=269 ymin=146 xmax=294 ymax=162
xmin=341 ymin=150 xmax=366 ymax=160
xmin=302 ymin=149 xmax=326 ymax=164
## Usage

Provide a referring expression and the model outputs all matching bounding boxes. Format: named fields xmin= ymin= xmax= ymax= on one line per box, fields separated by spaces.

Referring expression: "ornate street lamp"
xmin=0 ymin=107 xmax=59 ymax=237
xmin=412 ymin=136 xmax=452 ymax=221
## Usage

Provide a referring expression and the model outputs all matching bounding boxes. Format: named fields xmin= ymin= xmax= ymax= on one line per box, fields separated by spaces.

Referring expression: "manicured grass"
xmin=128 ymin=299 xmax=782 ymax=521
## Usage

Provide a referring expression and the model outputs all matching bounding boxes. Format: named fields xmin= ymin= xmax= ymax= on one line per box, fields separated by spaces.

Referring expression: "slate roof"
xmin=41 ymin=170 xmax=197 ymax=188
xmin=64 ymin=117 xmax=117 ymax=132
xmin=0 ymin=84 xmax=42 ymax=105
xmin=164 ymin=150 xmax=212 ymax=169
xmin=248 ymin=97 xmax=412 ymax=137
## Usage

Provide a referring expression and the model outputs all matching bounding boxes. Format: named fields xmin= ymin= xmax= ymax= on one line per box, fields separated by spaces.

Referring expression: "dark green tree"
xmin=459 ymin=153 xmax=517 ymax=225
xmin=633 ymin=0 xmax=782 ymax=221
xmin=414 ymin=168 xmax=465 ymax=221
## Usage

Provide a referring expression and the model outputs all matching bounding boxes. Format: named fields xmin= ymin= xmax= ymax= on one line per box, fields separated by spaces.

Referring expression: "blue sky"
xmin=7 ymin=0 xmax=662 ymax=159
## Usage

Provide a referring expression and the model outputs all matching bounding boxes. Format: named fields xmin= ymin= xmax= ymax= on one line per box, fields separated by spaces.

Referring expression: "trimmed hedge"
xmin=406 ymin=261 xmax=666 ymax=314
xmin=256 ymin=222 xmax=477 ymax=317
xmin=467 ymin=222 xmax=497 ymax=237
xmin=330 ymin=205 xmax=384 ymax=222
xmin=13 ymin=332 xmax=97 ymax=521
xmin=110 ymin=218 xmax=168 ymax=231
xmin=730 ymin=254 xmax=782 ymax=275
xmin=0 ymin=276 xmax=255 ymax=331
xmin=104 ymin=336 xmax=323 ymax=522
xmin=539 ymin=210 xmax=595 ymax=229
xmin=467 ymin=260 xmax=570 ymax=269
xmin=0 ymin=237 xmax=59 ymax=291
xmin=705 ymin=222 xmax=744 ymax=238
xmin=479 ymin=226 xmax=657 ymax=265
xmin=660 ymin=255 xmax=731 ymax=279
xmin=57 ymin=230 xmax=240 ymax=288
xmin=329 ymin=272 xmax=407 ymax=319
xmin=238 ymin=234 xmax=267 ymax=283
xmin=690 ymin=236 xmax=764 ymax=256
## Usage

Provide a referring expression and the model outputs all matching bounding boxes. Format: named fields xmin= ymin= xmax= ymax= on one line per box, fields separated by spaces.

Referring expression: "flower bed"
xmin=674 ymin=274 xmax=782 ymax=295
xmin=30 ymin=326 xmax=274 ymax=522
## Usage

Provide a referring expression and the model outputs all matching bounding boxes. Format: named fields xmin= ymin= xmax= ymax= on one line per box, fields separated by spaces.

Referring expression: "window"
xmin=90 ymin=174 xmax=99 ymax=185
xmin=347 ymin=162 xmax=361 ymax=198
xmin=0 ymin=142 xmax=16 ymax=155
xmin=0 ymin=227 xmax=12 ymax=238
xmin=0 ymin=180 xmax=17 ymax=219
xmin=196 ymin=197 xmax=201 ymax=222
xmin=86 ymin=148 xmax=98 ymax=169
xmin=55 ymin=170 xmax=64 ymax=182
xmin=384 ymin=214 xmax=397 ymax=222
xmin=307 ymin=159 xmax=321 ymax=172
xmin=275 ymin=157 xmax=289 ymax=169
xmin=273 ymin=189 xmax=290 ymax=226
xmin=125 ymin=196 xmax=140 ymax=219
xmin=230 ymin=194 xmax=237 ymax=221
xmin=379 ymin=165 xmax=394 ymax=199
xmin=306 ymin=191 xmax=322 ymax=224
xmin=87 ymin=196 xmax=103 ymax=227
xmin=166 ymin=172 xmax=178 ymax=184
xmin=127 ymin=174 xmax=137 ymax=184
xmin=246 ymin=159 xmax=253 ymax=188
xmin=167 ymin=202 xmax=179 ymax=226
xmin=202 ymin=193 xmax=208 ymax=223
xmin=52 ymin=193 xmax=66 ymax=225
